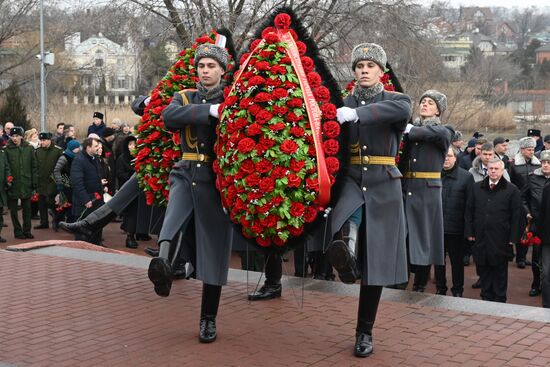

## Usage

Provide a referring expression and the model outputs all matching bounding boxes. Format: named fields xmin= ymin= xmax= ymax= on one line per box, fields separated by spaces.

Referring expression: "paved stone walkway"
xmin=1 ymin=248 xmax=550 ymax=366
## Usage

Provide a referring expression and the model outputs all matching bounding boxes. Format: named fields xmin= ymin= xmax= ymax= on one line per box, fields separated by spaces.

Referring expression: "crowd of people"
xmin=2 ymin=37 xmax=550 ymax=358
xmin=0 ymin=116 xmax=138 ymax=247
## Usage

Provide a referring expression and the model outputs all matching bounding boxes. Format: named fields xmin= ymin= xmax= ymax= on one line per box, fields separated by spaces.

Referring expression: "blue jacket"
xmin=70 ymin=151 xmax=103 ymax=216
xmin=87 ymin=122 xmax=106 ymax=137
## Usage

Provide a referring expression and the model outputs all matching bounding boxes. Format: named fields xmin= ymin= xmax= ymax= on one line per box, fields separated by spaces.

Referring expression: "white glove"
xmin=209 ymin=104 xmax=220 ymax=118
xmin=144 ymin=96 xmax=151 ymax=106
xmin=404 ymin=123 xmax=414 ymax=134
xmin=336 ymin=107 xmax=358 ymax=124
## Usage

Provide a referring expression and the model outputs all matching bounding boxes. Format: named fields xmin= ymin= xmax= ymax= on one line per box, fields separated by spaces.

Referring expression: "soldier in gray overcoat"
xmin=150 ymin=42 xmax=232 ymax=344
xmin=399 ymin=90 xmax=454 ymax=292
xmin=327 ymin=43 xmax=411 ymax=358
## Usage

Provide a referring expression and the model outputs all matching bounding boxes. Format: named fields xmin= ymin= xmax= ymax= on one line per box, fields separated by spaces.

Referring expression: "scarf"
xmin=196 ymin=81 xmax=225 ymax=101
xmin=352 ymin=82 xmax=384 ymax=101
xmin=412 ymin=116 xmax=441 ymax=126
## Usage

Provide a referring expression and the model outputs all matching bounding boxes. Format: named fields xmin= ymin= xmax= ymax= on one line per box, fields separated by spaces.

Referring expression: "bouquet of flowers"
xmin=521 ymin=224 xmax=542 ymax=246
xmin=134 ymin=31 xmax=234 ymax=206
xmin=214 ymin=12 xmax=341 ymax=247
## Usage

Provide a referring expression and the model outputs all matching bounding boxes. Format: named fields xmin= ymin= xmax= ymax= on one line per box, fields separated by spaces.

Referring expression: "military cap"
xmin=194 ymin=44 xmax=229 ymax=71
xmin=527 ymin=129 xmax=541 ymax=137
xmin=9 ymin=127 xmax=24 ymax=136
xmin=540 ymin=150 xmax=550 ymax=162
xmin=93 ymin=111 xmax=104 ymax=120
xmin=351 ymin=43 xmax=387 ymax=70
xmin=493 ymin=137 xmax=509 ymax=146
xmin=519 ymin=137 xmax=536 ymax=149
xmin=420 ymin=89 xmax=447 ymax=115
xmin=38 ymin=131 xmax=52 ymax=140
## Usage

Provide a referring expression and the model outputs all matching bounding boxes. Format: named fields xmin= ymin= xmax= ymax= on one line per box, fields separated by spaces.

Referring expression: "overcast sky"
xmin=441 ymin=0 xmax=549 ymax=8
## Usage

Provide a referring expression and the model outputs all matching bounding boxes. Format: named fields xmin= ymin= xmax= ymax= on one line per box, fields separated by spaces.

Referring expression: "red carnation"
xmin=296 ymin=41 xmax=307 ymax=56
xmin=225 ymin=95 xmax=238 ymax=106
xmin=248 ymin=104 xmax=262 ymax=116
xmin=306 ymin=177 xmax=319 ymax=191
xmin=270 ymin=65 xmax=287 ymax=75
xmin=245 ymin=173 xmax=261 ymax=187
xmin=272 ymin=88 xmax=288 ymax=100
xmin=248 ymin=191 xmax=263 ymax=200
xmin=239 ymin=97 xmax=253 ymax=109
xmin=235 ymin=197 xmax=247 ymax=210
xmin=325 ymin=157 xmax=340 ymax=174
xmin=240 ymin=53 xmax=250 ymax=65
xmin=259 ymin=50 xmax=275 ymax=59
xmin=240 ymin=159 xmax=255 ymax=174
xmin=288 ymin=226 xmax=304 ymax=237
xmin=287 ymin=98 xmax=303 ymax=108
xmin=280 ymin=56 xmax=291 ymax=64
xmin=307 ymin=72 xmax=322 ymax=88
xmin=247 ymin=123 xmax=263 ymax=136
xmin=280 ymin=140 xmax=299 ymax=154
xmin=290 ymin=159 xmax=305 ymax=172
xmin=380 ymin=73 xmax=391 ymax=84
xmin=308 ymin=145 xmax=316 ymax=157
xmin=323 ymin=120 xmax=340 ymax=138
xmin=272 ymin=166 xmax=287 ymax=179
xmin=258 ymin=137 xmax=275 ymax=149
xmin=256 ymin=236 xmax=271 ymax=247
xmin=286 ymin=112 xmax=302 ymax=123
xmin=314 ymin=86 xmax=331 ymax=102
xmin=323 ymin=139 xmax=339 ymax=156
xmin=301 ymin=56 xmax=314 ymax=73
xmin=269 ymin=122 xmax=285 ymax=132
xmin=260 ymin=214 xmax=277 ymax=228
xmin=259 ymin=177 xmax=276 ymax=193
xmin=290 ymin=202 xmax=305 ymax=217
xmin=7 ymin=175 xmax=13 ymax=183
xmin=289 ymin=29 xmax=298 ymax=41
xmin=256 ymin=159 xmax=273 ymax=173
xmin=304 ymin=206 xmax=318 ymax=223
xmin=287 ymin=174 xmax=301 ymax=187
xmin=237 ymin=138 xmax=256 ymax=154
xmin=256 ymin=110 xmax=274 ymax=124
xmin=261 ymin=27 xmax=277 ymax=39
xmin=234 ymin=118 xmax=248 ymax=130
xmin=94 ymin=192 xmax=102 ymax=201
xmin=320 ymin=103 xmax=337 ymax=119
xmin=250 ymin=39 xmax=262 ymax=51
xmin=248 ymin=76 xmax=266 ymax=87
xmin=255 ymin=61 xmax=270 ymax=71
xmin=274 ymin=13 xmax=292 ymax=30
xmin=272 ymin=105 xmax=289 ymax=116
xmin=266 ymin=77 xmax=283 ymax=88
xmin=254 ymin=92 xmax=272 ymax=103
xmin=264 ymin=32 xmax=280 ymax=44
xmin=290 ymin=126 xmax=305 ymax=138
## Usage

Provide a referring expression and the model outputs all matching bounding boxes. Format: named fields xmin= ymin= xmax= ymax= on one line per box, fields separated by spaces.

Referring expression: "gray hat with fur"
xmin=351 ymin=43 xmax=387 ymax=70
xmin=519 ymin=137 xmax=536 ymax=149
xmin=540 ymin=150 xmax=550 ymax=161
xmin=420 ymin=89 xmax=447 ymax=115
xmin=194 ymin=44 xmax=229 ymax=71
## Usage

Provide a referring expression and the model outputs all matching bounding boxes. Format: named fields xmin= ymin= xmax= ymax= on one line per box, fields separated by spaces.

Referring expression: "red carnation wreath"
xmin=134 ymin=32 xmax=234 ymax=206
xmin=214 ymin=13 xmax=340 ymax=247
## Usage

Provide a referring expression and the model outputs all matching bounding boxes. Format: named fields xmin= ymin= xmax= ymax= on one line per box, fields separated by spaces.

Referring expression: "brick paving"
xmin=1 ymin=249 xmax=550 ymax=367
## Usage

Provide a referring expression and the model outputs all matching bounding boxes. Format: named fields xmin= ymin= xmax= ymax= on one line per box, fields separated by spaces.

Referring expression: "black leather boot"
xmin=248 ymin=283 xmax=282 ymax=301
xmin=60 ymin=205 xmax=116 ymax=237
xmin=328 ymin=221 xmax=360 ymax=284
xmin=354 ymin=285 xmax=381 ymax=358
xmin=125 ymin=234 xmax=138 ymax=249
xmin=199 ymin=284 xmax=221 ymax=343
xmin=148 ymin=241 xmax=172 ymax=297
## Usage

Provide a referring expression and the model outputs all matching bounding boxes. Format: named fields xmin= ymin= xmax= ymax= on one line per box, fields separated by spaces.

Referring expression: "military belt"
xmin=181 ymin=152 xmax=211 ymax=162
xmin=403 ymin=171 xmax=441 ymax=179
xmin=350 ymin=155 xmax=396 ymax=165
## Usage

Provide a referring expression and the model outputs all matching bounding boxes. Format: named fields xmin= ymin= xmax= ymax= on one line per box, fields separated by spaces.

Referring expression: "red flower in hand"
xmin=7 ymin=175 xmax=13 ymax=183
xmin=94 ymin=192 xmax=102 ymax=201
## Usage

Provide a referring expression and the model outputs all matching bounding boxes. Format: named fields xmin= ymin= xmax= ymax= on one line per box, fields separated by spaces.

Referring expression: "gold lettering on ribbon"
xmin=279 ymin=31 xmax=331 ymax=206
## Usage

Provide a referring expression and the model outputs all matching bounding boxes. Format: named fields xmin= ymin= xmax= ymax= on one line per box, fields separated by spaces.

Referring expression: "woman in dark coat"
xmin=53 ymin=139 xmax=81 ymax=225
xmin=327 ymin=43 xmax=411 ymax=358
xmin=115 ymin=135 xmax=138 ymax=248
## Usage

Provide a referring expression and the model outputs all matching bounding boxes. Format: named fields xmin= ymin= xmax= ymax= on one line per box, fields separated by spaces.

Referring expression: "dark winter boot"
xmin=328 ymin=221 xmax=360 ymax=284
xmin=59 ymin=205 xmax=116 ymax=237
xmin=148 ymin=241 xmax=173 ymax=297
xmin=354 ymin=285 xmax=381 ymax=358
xmin=125 ymin=234 xmax=138 ymax=249
xmin=199 ymin=284 xmax=221 ymax=343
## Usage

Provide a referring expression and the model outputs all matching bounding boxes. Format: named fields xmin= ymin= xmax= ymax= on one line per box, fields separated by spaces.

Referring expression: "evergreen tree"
xmin=0 ymin=83 xmax=30 ymax=131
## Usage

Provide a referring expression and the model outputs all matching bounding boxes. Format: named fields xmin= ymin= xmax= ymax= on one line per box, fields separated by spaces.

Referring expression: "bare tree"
xmin=512 ymin=7 xmax=546 ymax=50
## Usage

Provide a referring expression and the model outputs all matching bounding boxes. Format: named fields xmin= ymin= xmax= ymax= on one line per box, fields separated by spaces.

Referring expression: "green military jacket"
xmin=36 ymin=144 xmax=63 ymax=196
xmin=0 ymin=150 xmax=12 ymax=206
xmin=5 ymin=140 xmax=37 ymax=199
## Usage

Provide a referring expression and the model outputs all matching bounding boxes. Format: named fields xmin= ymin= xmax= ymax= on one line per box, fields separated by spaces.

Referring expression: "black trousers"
xmin=531 ymin=245 xmax=541 ymax=290
xmin=264 ymin=252 xmax=282 ymax=285
xmin=478 ymin=261 xmax=508 ymax=303
xmin=412 ymin=265 xmax=430 ymax=291
xmin=201 ymin=283 xmax=222 ymax=318
xmin=38 ymin=194 xmax=55 ymax=226
xmin=357 ymin=285 xmax=382 ymax=334
xmin=434 ymin=234 xmax=465 ymax=295
xmin=515 ymin=243 xmax=528 ymax=263
xmin=541 ymin=243 xmax=550 ymax=308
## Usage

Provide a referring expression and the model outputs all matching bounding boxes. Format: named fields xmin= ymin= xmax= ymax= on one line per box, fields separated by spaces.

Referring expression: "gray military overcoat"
xmin=329 ymin=90 xmax=411 ymax=286
xmin=400 ymin=124 xmax=453 ymax=266
xmin=161 ymin=91 xmax=232 ymax=286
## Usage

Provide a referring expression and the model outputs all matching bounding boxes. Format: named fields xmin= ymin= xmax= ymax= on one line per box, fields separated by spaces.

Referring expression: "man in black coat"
xmin=521 ymin=150 xmax=550 ymax=297
xmin=493 ymin=137 xmax=510 ymax=170
xmin=435 ymin=146 xmax=473 ymax=297
xmin=539 ymin=179 xmax=550 ymax=307
xmin=70 ymin=137 xmax=104 ymax=245
xmin=465 ymin=158 xmax=523 ymax=303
